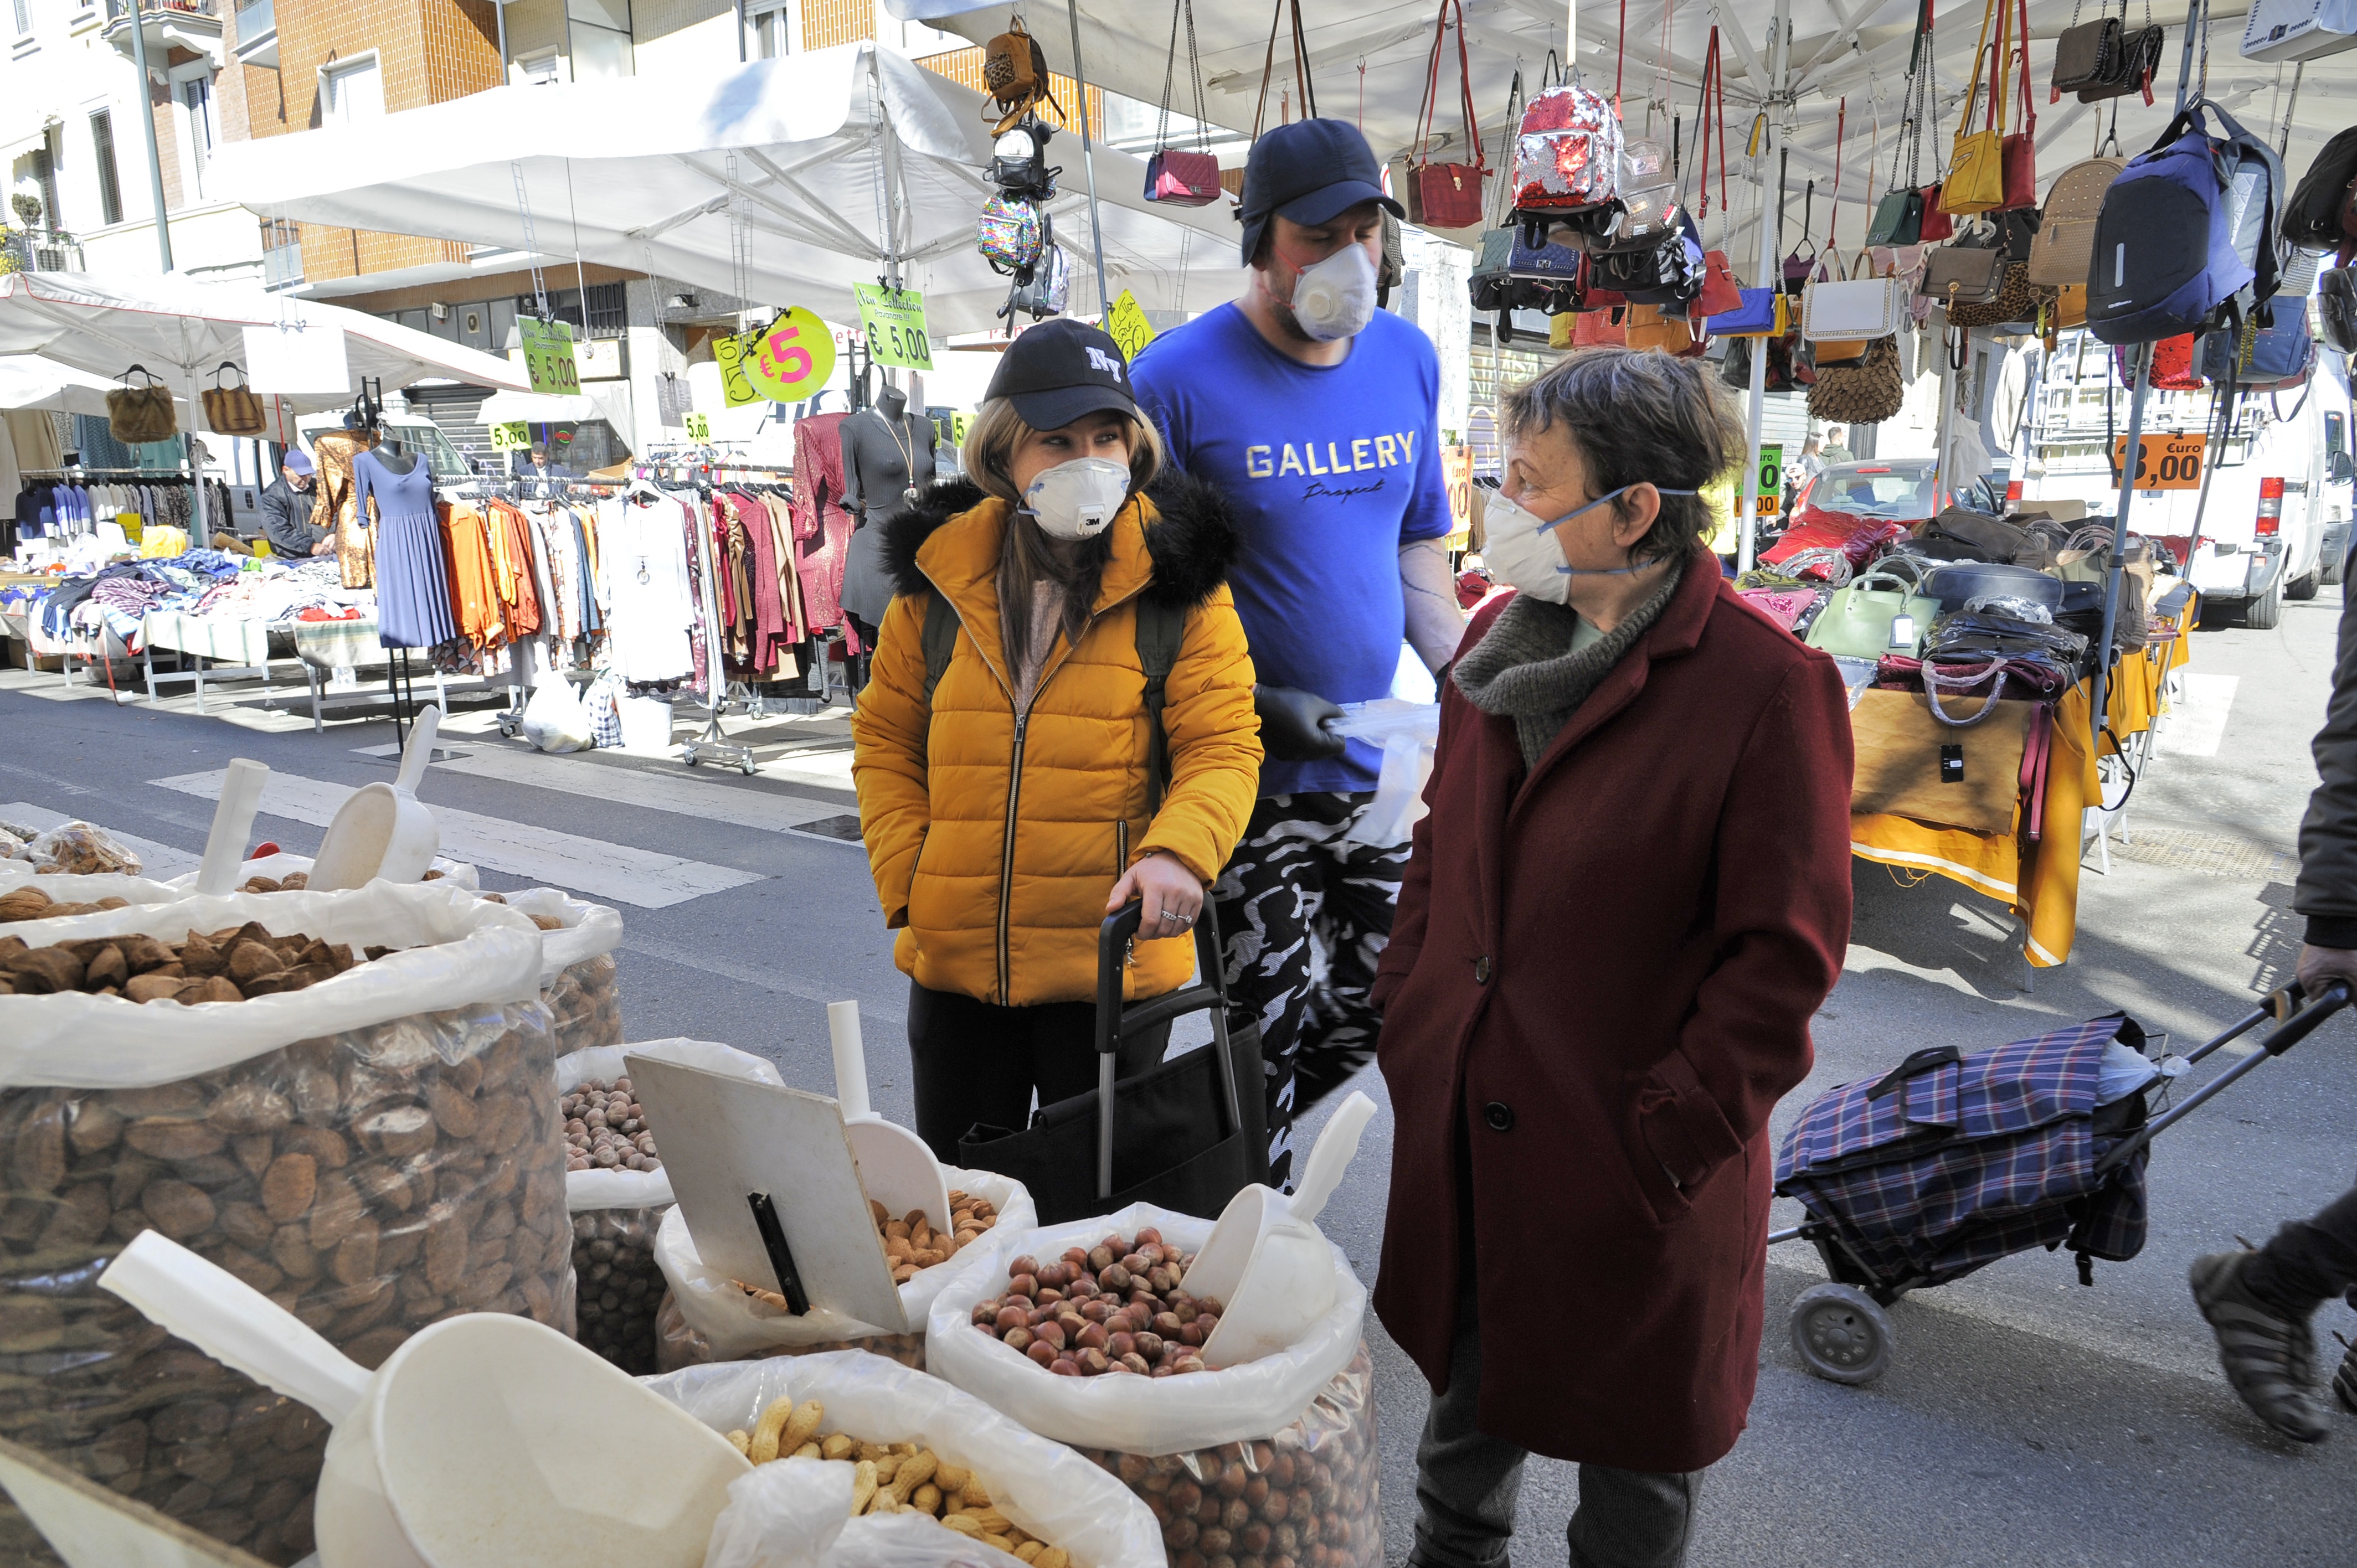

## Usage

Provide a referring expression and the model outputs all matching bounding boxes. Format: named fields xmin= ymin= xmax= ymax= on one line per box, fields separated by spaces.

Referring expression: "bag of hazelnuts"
xmin=924 ymin=1204 xmax=1379 ymax=1568
xmin=0 ymin=882 xmax=575 ymax=1567
xmin=557 ymin=1041 xmax=682 ymax=1378
xmin=498 ymin=889 xmax=624 ymax=1058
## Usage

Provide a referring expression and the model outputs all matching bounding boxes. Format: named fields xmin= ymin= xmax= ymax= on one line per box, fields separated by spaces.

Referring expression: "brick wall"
xmin=917 ymin=48 xmax=1102 ymax=140
xmin=634 ymin=0 xmax=732 ymax=43
xmin=799 ymin=0 xmax=872 ymax=51
xmin=148 ymin=76 xmax=185 ymax=213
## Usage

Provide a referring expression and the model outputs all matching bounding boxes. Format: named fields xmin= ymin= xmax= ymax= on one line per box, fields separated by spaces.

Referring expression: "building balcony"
xmin=102 ymin=0 xmax=225 ymax=73
xmin=1 ymin=230 xmax=88 ymax=275
xmin=231 ymin=0 xmax=274 ymax=68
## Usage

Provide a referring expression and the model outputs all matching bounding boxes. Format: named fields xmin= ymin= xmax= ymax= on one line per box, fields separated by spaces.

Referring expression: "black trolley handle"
xmin=2094 ymin=981 xmax=2351 ymax=1176
xmin=1093 ymin=901 xmax=1247 ymax=1201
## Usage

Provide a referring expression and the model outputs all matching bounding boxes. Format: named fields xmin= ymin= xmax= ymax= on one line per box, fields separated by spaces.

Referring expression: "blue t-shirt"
xmin=1131 ymin=303 xmax=1452 ymax=795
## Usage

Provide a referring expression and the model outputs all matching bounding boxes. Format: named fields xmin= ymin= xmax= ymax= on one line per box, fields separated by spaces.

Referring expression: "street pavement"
xmin=2 ymin=583 xmax=2353 ymax=1566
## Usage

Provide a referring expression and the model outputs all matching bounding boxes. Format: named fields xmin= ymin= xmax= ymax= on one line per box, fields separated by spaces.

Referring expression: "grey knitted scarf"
xmin=1452 ymin=560 xmax=1686 ymax=768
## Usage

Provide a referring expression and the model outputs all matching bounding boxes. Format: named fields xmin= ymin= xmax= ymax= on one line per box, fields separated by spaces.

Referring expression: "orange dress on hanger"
xmin=310 ymin=427 xmax=380 ymax=589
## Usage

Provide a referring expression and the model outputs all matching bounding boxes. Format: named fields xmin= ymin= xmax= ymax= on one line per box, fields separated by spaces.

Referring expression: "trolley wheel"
xmin=739 ymin=758 xmax=758 ymax=776
xmin=496 ymin=714 xmax=522 ymax=739
xmin=1788 ymin=1282 xmax=1896 ymax=1385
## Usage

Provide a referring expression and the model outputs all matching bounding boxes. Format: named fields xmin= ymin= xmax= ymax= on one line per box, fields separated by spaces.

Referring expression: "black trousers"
xmin=2244 ymin=1181 xmax=2357 ymax=1314
xmin=905 ymin=982 xmax=1169 ymax=1164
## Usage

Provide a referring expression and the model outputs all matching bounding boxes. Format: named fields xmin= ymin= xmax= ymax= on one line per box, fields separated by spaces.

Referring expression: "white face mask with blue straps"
xmin=1482 ymin=484 xmax=1699 ymax=603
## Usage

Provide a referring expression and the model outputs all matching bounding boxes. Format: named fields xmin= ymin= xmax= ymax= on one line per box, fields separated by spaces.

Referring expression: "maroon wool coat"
xmin=1369 ymin=562 xmax=1854 ymax=1474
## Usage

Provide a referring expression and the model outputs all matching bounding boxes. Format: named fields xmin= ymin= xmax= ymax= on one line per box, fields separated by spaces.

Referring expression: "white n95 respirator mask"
xmin=1290 ymin=243 xmax=1378 ymax=342
xmin=1481 ymin=484 xmax=1700 ymax=603
xmin=1022 ymin=457 xmax=1132 ymax=540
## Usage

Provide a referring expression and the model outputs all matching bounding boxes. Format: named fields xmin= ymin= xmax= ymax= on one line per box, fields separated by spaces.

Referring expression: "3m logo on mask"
xmin=1085 ymin=347 xmax=1125 ymax=380
xmin=1243 ymin=429 xmax=1418 ymax=482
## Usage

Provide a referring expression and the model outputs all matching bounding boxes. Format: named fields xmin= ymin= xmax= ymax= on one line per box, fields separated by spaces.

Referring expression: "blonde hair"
xmin=960 ymin=397 xmax=1164 ymax=507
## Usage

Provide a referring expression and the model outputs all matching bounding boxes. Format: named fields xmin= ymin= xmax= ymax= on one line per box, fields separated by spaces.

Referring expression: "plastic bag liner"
xmin=644 ymin=1350 xmax=1166 ymax=1568
xmin=0 ymin=883 xmax=573 ymax=1565
xmin=1328 ymin=701 xmax=1439 ymax=849
xmin=0 ymin=861 xmax=194 ymax=910
xmin=167 ymin=853 xmax=482 ymax=893
xmin=657 ymin=1156 xmax=1035 ymax=1371
xmin=504 ymin=888 xmax=625 ymax=1054
xmin=558 ymin=1040 xmax=707 ymax=1376
xmin=704 ymin=1468 xmax=1032 ymax=1568
xmin=924 ymin=1203 xmax=1363 ymax=1456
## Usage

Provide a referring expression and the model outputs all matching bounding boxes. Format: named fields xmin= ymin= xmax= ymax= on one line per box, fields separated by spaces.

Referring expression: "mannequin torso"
xmin=841 ymin=388 xmax=938 ymax=523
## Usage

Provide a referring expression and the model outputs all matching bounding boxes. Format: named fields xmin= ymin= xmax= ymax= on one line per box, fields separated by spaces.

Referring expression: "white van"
xmin=2027 ymin=336 xmax=2353 ymax=628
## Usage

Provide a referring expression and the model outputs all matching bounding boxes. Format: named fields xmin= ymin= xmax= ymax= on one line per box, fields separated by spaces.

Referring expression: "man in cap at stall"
xmin=1129 ymin=117 xmax=1463 ymax=1191
xmin=258 ymin=450 xmax=330 ymax=558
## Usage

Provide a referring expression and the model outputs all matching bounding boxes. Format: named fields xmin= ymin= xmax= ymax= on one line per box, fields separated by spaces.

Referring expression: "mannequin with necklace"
xmin=838 ymin=381 xmax=939 ymax=633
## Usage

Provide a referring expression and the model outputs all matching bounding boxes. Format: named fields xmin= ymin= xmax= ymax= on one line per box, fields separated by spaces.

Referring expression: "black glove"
xmin=1254 ymin=685 xmax=1347 ymax=762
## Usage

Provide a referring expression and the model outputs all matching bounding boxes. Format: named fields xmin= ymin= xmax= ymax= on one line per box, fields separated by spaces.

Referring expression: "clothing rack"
xmin=638 ymin=459 xmax=761 ymax=775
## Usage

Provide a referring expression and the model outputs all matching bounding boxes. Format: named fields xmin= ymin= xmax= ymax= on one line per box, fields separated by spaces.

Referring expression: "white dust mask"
xmin=1481 ymin=485 xmax=1700 ymax=603
xmin=1290 ymin=243 xmax=1378 ymax=341
xmin=1021 ymin=456 xmax=1131 ymax=540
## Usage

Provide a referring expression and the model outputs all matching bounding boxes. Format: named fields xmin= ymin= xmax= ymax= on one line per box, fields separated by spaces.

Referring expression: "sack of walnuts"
xmin=0 ymin=881 xmax=574 ymax=1566
xmin=556 ymin=1041 xmax=679 ymax=1376
xmin=649 ymin=1044 xmax=1035 ymax=1372
xmin=925 ymin=1204 xmax=1378 ymax=1568
xmin=646 ymin=1348 xmax=1167 ymax=1568
xmin=500 ymin=889 xmax=624 ymax=1056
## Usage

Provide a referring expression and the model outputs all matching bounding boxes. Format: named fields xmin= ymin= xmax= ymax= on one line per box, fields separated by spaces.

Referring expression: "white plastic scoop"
xmin=1183 ymin=1091 xmax=1378 ymax=1370
xmin=98 ymin=1231 xmax=748 ymax=1568
xmin=192 ymin=759 xmax=270 ymax=896
xmin=828 ymin=1000 xmax=953 ymax=1231
xmin=311 ymin=706 xmax=444 ymax=891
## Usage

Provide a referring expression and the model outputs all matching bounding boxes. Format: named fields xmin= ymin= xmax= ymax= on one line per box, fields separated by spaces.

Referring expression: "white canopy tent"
xmin=0 ymin=272 xmax=527 ymax=537
xmin=0 ymin=357 xmax=154 ymax=421
xmin=207 ymin=43 xmax=1247 ymax=338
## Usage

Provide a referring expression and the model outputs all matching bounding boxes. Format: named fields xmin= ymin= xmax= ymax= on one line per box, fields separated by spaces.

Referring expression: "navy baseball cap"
xmin=985 ymin=318 xmax=1140 ymax=431
xmin=280 ymin=449 xmax=313 ymax=476
xmin=1237 ymin=118 xmax=1404 ymax=266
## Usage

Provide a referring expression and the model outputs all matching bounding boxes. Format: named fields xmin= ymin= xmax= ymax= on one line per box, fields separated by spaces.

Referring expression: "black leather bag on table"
xmin=957 ymin=904 xmax=1268 ymax=1225
xmin=1924 ymin=558 xmax=2066 ymax=611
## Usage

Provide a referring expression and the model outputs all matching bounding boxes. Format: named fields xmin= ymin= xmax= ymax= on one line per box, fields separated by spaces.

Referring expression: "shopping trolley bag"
xmin=957 ymin=901 xmax=1268 ymax=1224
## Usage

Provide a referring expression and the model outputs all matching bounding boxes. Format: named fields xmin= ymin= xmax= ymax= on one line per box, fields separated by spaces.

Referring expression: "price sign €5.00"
xmin=516 ymin=318 xmax=580 ymax=397
xmin=856 ymin=283 xmax=935 ymax=372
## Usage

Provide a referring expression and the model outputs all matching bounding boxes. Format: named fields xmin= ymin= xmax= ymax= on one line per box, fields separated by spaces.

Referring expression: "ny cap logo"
xmin=1084 ymin=346 xmax=1125 ymax=380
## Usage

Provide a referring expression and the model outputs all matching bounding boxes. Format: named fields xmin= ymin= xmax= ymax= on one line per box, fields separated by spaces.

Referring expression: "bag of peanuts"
xmin=927 ymin=1204 xmax=1380 ymax=1568
xmin=656 ymin=1166 xmax=1036 ymax=1373
xmin=500 ymin=888 xmax=624 ymax=1056
xmin=0 ymin=882 xmax=575 ymax=1566
xmin=645 ymin=1348 xmax=1167 ymax=1568
xmin=556 ymin=1040 xmax=701 ymax=1377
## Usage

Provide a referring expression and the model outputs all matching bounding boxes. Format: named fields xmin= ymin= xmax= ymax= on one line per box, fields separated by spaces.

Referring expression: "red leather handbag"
xmin=1695 ymin=250 xmax=1746 ymax=316
xmin=1406 ymin=0 xmax=1488 ymax=230
xmin=1997 ymin=0 xmax=2037 ymax=212
xmin=1917 ymin=187 xmax=1955 ymax=241
xmin=1145 ymin=2 xmax=1223 ymax=208
xmin=1573 ymin=306 xmax=1628 ymax=347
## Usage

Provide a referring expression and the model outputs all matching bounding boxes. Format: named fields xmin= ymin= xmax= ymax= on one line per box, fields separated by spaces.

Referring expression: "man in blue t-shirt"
xmin=1131 ymin=117 xmax=1464 ymax=1190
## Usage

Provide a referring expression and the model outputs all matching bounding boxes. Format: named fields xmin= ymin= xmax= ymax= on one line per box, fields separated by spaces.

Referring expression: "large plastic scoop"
xmin=192 ymin=759 xmax=270 ymax=896
xmin=98 ymin=1231 xmax=747 ymax=1568
xmin=829 ymin=999 xmax=953 ymax=1230
xmin=1183 ymin=1091 xmax=1378 ymax=1370
xmin=311 ymin=706 xmax=444 ymax=891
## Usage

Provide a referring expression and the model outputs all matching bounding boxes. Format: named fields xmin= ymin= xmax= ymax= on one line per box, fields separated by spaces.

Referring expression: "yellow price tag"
xmin=742 ymin=307 xmax=836 ymax=403
xmin=516 ymin=318 xmax=580 ymax=396
xmin=683 ymin=413 xmax=711 ymax=442
xmin=1105 ymin=290 xmax=1157 ymax=364
xmin=711 ymin=332 xmax=765 ymax=409
xmin=489 ymin=420 xmax=531 ymax=451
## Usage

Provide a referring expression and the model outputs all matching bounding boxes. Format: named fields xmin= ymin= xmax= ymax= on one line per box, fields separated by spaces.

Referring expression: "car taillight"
xmin=2257 ymin=477 xmax=2284 ymax=536
xmin=2005 ymin=478 xmax=2025 ymax=504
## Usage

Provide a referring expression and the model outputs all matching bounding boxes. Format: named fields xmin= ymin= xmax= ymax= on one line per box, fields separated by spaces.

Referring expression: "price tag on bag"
xmin=856 ymin=284 xmax=936 ymax=371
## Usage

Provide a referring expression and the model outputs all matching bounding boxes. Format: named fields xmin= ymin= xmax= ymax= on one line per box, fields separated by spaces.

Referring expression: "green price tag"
xmin=489 ymin=420 xmax=530 ymax=451
xmin=1757 ymin=443 xmax=1782 ymax=498
xmin=1105 ymin=290 xmax=1157 ymax=364
xmin=683 ymin=412 xmax=711 ymax=442
xmin=856 ymin=283 xmax=935 ymax=371
xmin=517 ymin=318 xmax=580 ymax=396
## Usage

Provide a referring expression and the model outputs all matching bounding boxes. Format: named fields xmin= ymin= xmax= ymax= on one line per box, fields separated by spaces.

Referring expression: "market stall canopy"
xmin=888 ymin=1 xmax=2357 ymax=265
xmin=0 ymin=356 xmax=159 ymax=421
xmin=477 ymin=389 xmax=600 ymax=427
xmin=205 ymin=42 xmax=1246 ymax=337
xmin=0 ymin=272 xmax=527 ymax=440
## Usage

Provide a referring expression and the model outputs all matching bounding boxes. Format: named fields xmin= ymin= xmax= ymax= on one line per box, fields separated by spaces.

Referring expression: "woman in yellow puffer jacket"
xmin=851 ymin=320 xmax=1262 ymax=1160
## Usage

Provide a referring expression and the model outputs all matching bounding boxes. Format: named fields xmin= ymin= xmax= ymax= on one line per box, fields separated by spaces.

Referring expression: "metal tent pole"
xmin=1736 ymin=1 xmax=1789 ymax=574
xmin=1065 ymin=0 xmax=1113 ymax=319
xmin=2091 ymin=344 xmax=2153 ymax=766
xmin=124 ymin=0 xmax=175 ymax=272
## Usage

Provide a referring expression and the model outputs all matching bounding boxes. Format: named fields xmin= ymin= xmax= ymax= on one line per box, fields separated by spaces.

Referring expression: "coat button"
xmin=1474 ymin=956 xmax=1493 ymax=984
xmin=1484 ymin=1101 xmax=1515 ymax=1132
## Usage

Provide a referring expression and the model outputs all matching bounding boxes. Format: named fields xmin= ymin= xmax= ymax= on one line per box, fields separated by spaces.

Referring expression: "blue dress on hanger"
xmin=352 ymin=447 xmax=457 ymax=651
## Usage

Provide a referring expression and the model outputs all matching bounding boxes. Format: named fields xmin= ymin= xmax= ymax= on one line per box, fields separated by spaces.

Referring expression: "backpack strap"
xmin=920 ymin=590 xmax=960 ymax=706
xmin=1134 ymin=597 xmax=1186 ymax=816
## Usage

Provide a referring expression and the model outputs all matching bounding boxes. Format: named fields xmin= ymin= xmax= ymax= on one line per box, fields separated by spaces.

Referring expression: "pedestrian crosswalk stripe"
xmin=150 ymin=770 xmax=763 ymax=910
xmin=410 ymin=741 xmax=856 ymax=834
xmin=0 ymin=802 xmax=199 ymax=880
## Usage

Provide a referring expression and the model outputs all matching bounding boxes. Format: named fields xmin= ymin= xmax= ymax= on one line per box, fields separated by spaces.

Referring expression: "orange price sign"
xmin=741 ymin=307 xmax=836 ymax=403
xmin=2111 ymin=431 xmax=2207 ymax=491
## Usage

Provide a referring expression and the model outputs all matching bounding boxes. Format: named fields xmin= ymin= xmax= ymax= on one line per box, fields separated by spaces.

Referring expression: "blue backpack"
xmin=2088 ymin=99 xmax=2287 ymax=345
xmin=2200 ymin=312 xmax=2316 ymax=390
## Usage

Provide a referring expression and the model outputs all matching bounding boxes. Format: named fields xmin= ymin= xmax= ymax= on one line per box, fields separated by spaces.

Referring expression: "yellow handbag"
xmin=1625 ymin=305 xmax=1706 ymax=356
xmin=1812 ymin=336 xmax=1871 ymax=365
xmin=1942 ymin=0 xmax=2009 ymax=215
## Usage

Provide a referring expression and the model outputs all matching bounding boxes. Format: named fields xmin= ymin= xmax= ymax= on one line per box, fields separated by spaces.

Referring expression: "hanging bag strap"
xmin=1828 ymin=98 xmax=1846 ymax=248
xmin=1957 ymin=0 xmax=1999 ymax=157
xmin=1413 ymin=1 xmax=1484 ymax=177
xmin=1155 ymin=1 xmax=1213 ymax=157
xmin=1490 ymin=66 xmax=1526 ymax=229
xmin=2013 ymin=0 xmax=2036 ymax=145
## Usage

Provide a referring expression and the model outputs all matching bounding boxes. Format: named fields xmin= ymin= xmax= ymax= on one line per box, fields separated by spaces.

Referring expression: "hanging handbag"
xmin=1946 ymin=260 xmax=2040 ymax=327
xmin=1406 ymin=0 xmax=1488 ymax=230
xmin=1867 ymin=188 xmax=1926 ymax=246
xmin=1708 ymin=287 xmax=1783 ymax=336
xmin=1942 ymin=0 xmax=2013 ymax=214
xmin=2319 ymin=267 xmax=2357 ymax=352
xmin=2050 ymin=2 xmax=2122 ymax=100
xmin=1918 ymin=187 xmax=1956 ymax=241
xmin=1143 ymin=1 xmax=1221 ymax=207
xmin=106 ymin=365 xmax=177 ymax=445
xmin=200 ymin=362 xmax=265 ymax=439
xmin=1921 ymin=242 xmax=2006 ymax=311
xmin=1998 ymin=0 xmax=2039 ymax=212
xmin=1573 ymin=305 xmax=1628 ymax=347
xmin=2027 ymin=153 xmax=2127 ymax=285
xmin=2082 ymin=0 xmax=2163 ymax=104
xmin=976 ymin=193 xmax=1046 ymax=274
xmin=1869 ymin=13 xmax=1938 ymax=245
xmin=1805 ymin=246 xmax=1908 ymax=341
xmin=1808 ymin=334 xmax=1908 ymax=426
xmin=1694 ymin=251 xmax=1747 ymax=316
xmin=982 ymin=14 xmax=1057 ymax=133
xmin=1626 ymin=303 xmax=1705 ymax=356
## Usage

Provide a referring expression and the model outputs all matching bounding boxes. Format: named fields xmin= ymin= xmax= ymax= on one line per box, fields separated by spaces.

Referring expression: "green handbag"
xmin=1805 ymin=567 xmax=1941 ymax=658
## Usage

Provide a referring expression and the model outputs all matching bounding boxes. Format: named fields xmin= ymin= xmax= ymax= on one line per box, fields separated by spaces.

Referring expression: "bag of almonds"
xmin=656 ymin=1164 xmax=1035 ymax=1373
xmin=166 ymin=852 xmax=482 ymax=895
xmin=646 ymin=1348 xmax=1167 ymax=1568
xmin=926 ymin=1204 xmax=1378 ymax=1568
xmin=556 ymin=1040 xmax=692 ymax=1377
xmin=0 ymin=882 xmax=575 ymax=1566
xmin=499 ymin=889 xmax=624 ymax=1056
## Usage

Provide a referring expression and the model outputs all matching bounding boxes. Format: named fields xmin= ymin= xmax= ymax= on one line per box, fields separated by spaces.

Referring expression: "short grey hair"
xmin=1499 ymin=348 xmax=1744 ymax=564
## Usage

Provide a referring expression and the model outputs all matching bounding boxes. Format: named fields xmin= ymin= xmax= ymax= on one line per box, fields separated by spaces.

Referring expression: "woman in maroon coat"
xmin=1371 ymin=349 xmax=1854 ymax=1568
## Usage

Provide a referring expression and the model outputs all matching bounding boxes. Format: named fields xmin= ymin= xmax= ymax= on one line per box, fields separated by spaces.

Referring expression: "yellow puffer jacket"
xmin=851 ymin=474 xmax=1262 ymax=1007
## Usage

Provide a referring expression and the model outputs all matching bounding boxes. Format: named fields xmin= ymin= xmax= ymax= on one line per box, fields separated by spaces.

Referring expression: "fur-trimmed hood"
xmin=879 ymin=468 xmax=1240 ymax=610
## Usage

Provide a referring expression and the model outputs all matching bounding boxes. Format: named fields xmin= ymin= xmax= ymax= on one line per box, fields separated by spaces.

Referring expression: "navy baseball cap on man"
xmin=1236 ymin=118 xmax=1405 ymax=266
xmin=985 ymin=318 xmax=1140 ymax=431
xmin=280 ymin=449 xmax=313 ymax=477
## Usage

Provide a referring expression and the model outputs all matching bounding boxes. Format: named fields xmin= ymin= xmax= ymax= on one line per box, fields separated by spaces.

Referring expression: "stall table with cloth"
xmin=290 ymin=613 xmax=519 ymax=733
xmin=1846 ymin=592 xmax=2197 ymax=970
